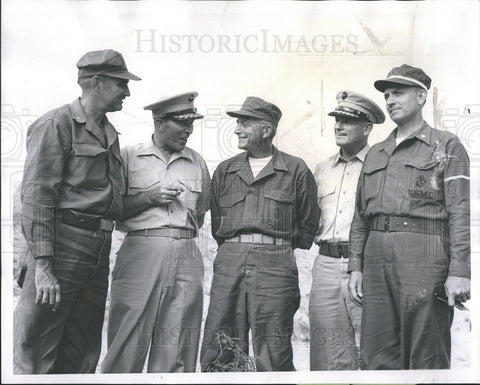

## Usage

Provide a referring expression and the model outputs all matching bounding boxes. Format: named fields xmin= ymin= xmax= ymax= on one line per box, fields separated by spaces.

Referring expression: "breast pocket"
xmin=318 ymin=186 xmax=336 ymax=205
xmin=264 ymin=189 xmax=295 ymax=231
xmin=219 ymin=191 xmax=246 ymax=227
xmin=405 ymin=159 xmax=444 ymax=203
xmin=128 ymin=170 xmax=160 ymax=193
xmin=363 ymin=160 xmax=388 ymax=203
xmin=68 ymin=144 xmax=108 ymax=188
xmin=178 ymin=180 xmax=202 ymax=210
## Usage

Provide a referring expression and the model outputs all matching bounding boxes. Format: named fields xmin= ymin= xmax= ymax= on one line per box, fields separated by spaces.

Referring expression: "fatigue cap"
xmin=374 ymin=64 xmax=431 ymax=92
xmin=227 ymin=96 xmax=282 ymax=128
xmin=144 ymin=91 xmax=203 ymax=120
xmin=76 ymin=49 xmax=141 ymax=81
xmin=328 ymin=90 xmax=385 ymax=124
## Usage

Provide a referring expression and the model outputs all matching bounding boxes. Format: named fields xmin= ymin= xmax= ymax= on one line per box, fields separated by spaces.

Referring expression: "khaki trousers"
xmin=101 ymin=236 xmax=204 ymax=373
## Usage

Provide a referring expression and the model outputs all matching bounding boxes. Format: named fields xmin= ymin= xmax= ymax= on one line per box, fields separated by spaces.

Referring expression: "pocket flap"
xmin=363 ymin=158 xmax=388 ymax=174
xmin=264 ymin=189 xmax=295 ymax=203
xmin=129 ymin=171 xmax=159 ymax=189
xmin=220 ymin=191 xmax=246 ymax=207
xmin=178 ymin=180 xmax=202 ymax=193
xmin=73 ymin=144 xmax=106 ymax=157
xmin=319 ymin=187 xmax=336 ymax=199
xmin=404 ymin=158 xmax=436 ymax=170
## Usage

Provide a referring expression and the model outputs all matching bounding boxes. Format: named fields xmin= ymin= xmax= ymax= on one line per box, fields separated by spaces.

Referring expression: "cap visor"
xmin=227 ymin=109 xmax=262 ymax=120
xmin=374 ymin=79 xmax=418 ymax=92
xmin=171 ymin=112 xmax=204 ymax=121
xmin=327 ymin=111 xmax=361 ymax=119
xmin=105 ymin=70 xmax=141 ymax=81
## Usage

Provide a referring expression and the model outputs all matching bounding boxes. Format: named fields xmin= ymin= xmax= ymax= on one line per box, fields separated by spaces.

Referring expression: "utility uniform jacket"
xmin=348 ymin=122 xmax=470 ymax=278
xmin=211 ymin=146 xmax=319 ymax=249
xmin=21 ymin=98 xmax=125 ymax=258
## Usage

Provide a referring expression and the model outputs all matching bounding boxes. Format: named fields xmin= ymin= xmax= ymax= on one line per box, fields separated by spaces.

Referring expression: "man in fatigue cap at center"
xmin=200 ymin=96 xmax=319 ymax=371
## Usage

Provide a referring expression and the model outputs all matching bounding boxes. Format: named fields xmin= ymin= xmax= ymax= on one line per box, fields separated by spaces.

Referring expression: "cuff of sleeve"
xmin=348 ymin=257 xmax=363 ymax=273
xmin=31 ymin=241 xmax=54 ymax=259
xmin=295 ymin=233 xmax=313 ymax=250
xmin=448 ymin=261 xmax=471 ymax=279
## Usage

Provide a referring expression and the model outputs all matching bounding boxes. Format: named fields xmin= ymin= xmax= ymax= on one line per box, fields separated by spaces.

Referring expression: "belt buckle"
xmin=384 ymin=216 xmax=390 ymax=232
xmin=252 ymin=233 xmax=263 ymax=244
xmin=99 ymin=219 xmax=114 ymax=232
xmin=337 ymin=244 xmax=344 ymax=258
xmin=170 ymin=228 xmax=181 ymax=240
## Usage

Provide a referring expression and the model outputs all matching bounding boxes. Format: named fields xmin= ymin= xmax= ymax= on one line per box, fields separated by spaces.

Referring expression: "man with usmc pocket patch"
xmin=348 ymin=64 xmax=470 ymax=369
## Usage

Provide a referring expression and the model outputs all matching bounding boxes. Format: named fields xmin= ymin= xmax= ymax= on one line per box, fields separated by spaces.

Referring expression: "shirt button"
xmin=336 ymin=231 xmax=339 ymax=234
xmin=346 ymin=172 xmax=350 ymax=176
xmin=339 ymin=210 xmax=342 ymax=214
xmin=403 ymin=222 xmax=408 ymax=226
xmin=343 ymin=191 xmax=346 ymax=194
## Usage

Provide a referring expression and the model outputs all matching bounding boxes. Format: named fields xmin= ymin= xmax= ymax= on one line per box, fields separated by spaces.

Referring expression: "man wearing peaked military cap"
xmin=101 ymin=91 xmax=211 ymax=373
xmin=309 ymin=90 xmax=384 ymax=370
xmin=200 ymin=96 xmax=319 ymax=372
xmin=348 ymin=64 xmax=471 ymax=369
xmin=14 ymin=49 xmax=140 ymax=374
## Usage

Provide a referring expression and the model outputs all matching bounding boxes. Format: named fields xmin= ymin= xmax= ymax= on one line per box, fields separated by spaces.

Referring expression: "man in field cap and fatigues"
xmin=348 ymin=64 xmax=470 ymax=369
xmin=200 ymin=96 xmax=319 ymax=371
xmin=14 ymin=49 xmax=140 ymax=373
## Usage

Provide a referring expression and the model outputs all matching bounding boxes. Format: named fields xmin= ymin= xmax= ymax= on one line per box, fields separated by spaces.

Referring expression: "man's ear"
xmin=262 ymin=123 xmax=273 ymax=139
xmin=91 ymin=75 xmax=103 ymax=92
xmin=363 ymin=122 xmax=373 ymax=137
xmin=154 ymin=118 xmax=165 ymax=131
xmin=416 ymin=89 xmax=427 ymax=105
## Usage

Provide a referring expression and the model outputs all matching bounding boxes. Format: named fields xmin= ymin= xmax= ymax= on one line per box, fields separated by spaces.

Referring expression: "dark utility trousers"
xmin=200 ymin=242 xmax=300 ymax=372
xmin=360 ymin=231 xmax=454 ymax=369
xmin=14 ymin=221 xmax=111 ymax=374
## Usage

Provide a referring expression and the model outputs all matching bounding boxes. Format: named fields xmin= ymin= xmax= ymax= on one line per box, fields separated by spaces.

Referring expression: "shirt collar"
xmin=70 ymin=98 xmax=87 ymax=123
xmin=69 ymin=98 xmax=120 ymax=147
xmin=380 ymin=121 xmax=432 ymax=153
xmin=333 ymin=144 xmax=370 ymax=165
xmin=137 ymin=136 xmax=194 ymax=161
xmin=227 ymin=146 xmax=289 ymax=173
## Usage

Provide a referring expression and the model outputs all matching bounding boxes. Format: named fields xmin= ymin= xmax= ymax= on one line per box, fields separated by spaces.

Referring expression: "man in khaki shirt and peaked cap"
xmin=310 ymin=90 xmax=385 ymax=370
xmin=101 ymin=92 xmax=211 ymax=373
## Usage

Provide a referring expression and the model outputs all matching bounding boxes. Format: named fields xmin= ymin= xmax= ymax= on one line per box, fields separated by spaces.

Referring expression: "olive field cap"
xmin=76 ymin=49 xmax=141 ymax=81
xmin=227 ymin=96 xmax=282 ymax=128
xmin=144 ymin=91 xmax=203 ymax=120
xmin=328 ymin=90 xmax=385 ymax=124
xmin=374 ymin=64 xmax=431 ymax=92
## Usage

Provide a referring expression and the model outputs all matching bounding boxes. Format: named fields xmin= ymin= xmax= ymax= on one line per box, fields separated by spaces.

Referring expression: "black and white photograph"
xmin=1 ymin=0 xmax=479 ymax=383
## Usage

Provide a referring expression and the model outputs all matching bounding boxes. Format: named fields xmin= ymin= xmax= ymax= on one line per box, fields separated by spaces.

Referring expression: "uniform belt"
xmin=59 ymin=209 xmax=115 ymax=232
xmin=371 ymin=215 xmax=447 ymax=234
xmin=318 ymin=242 xmax=349 ymax=258
xmin=127 ymin=228 xmax=195 ymax=239
xmin=225 ymin=233 xmax=291 ymax=246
